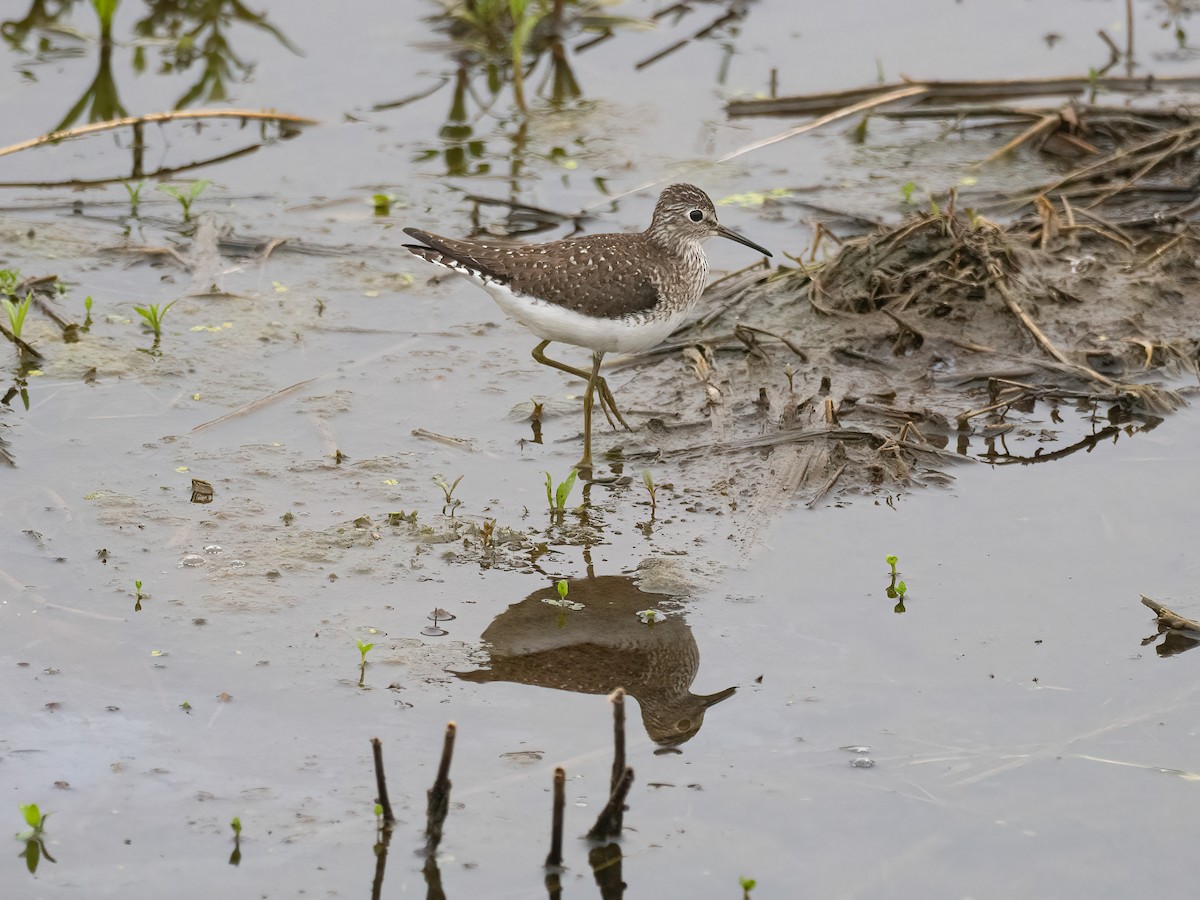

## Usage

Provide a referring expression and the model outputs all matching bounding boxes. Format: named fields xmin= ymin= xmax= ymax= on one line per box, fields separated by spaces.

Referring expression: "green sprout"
xmin=784 ymin=364 xmax=795 ymax=392
xmin=17 ymin=804 xmax=55 ymax=874
xmin=900 ymin=181 xmax=916 ymax=204
xmin=179 ymin=700 xmax=192 ymax=712
xmin=356 ymin=638 xmax=374 ymax=685
xmin=133 ymin=300 xmax=177 ymax=341
xmin=740 ymin=876 xmax=757 ymax=898
xmin=83 ymin=295 xmax=94 ymax=329
xmin=2 ymin=294 xmax=31 ymax=340
xmin=372 ymin=193 xmax=395 ymax=216
xmin=0 ymin=268 xmax=20 ymax=297
xmin=18 ymin=803 xmax=47 ymax=834
xmin=885 ymin=556 xmax=909 ymax=611
xmin=545 ymin=468 xmax=578 ymax=513
xmin=544 ymin=578 xmax=582 ymax=614
xmin=432 ymin=474 xmax=463 ymax=515
xmin=642 ymin=470 xmax=658 ymax=516
xmin=123 ymin=179 xmax=148 ymax=216
xmin=156 ymin=179 xmax=210 ymax=220
xmin=229 ymin=815 xmax=242 ymax=866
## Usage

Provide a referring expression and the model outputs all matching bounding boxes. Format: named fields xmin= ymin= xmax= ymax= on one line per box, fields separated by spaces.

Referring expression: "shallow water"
xmin=3 ymin=1 xmax=1199 ymax=897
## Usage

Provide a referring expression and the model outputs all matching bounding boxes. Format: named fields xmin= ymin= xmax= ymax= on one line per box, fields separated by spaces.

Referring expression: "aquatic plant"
xmin=886 ymin=554 xmax=898 ymax=576
xmin=641 ymin=470 xmax=658 ymax=516
xmin=740 ymin=876 xmax=757 ymax=898
xmin=123 ymin=179 xmax=148 ymax=216
xmin=17 ymin=803 xmax=55 ymax=874
xmin=2 ymin=294 xmax=31 ymax=340
xmin=372 ymin=193 xmax=395 ymax=216
xmin=433 ymin=474 xmax=463 ymax=514
xmin=0 ymin=268 xmax=20 ymax=298
xmin=229 ymin=816 xmax=242 ymax=866
xmin=133 ymin=300 xmax=177 ymax=340
xmin=356 ymin=638 xmax=374 ymax=685
xmin=545 ymin=468 xmax=577 ymax=513
xmin=156 ymin=180 xmax=210 ymax=220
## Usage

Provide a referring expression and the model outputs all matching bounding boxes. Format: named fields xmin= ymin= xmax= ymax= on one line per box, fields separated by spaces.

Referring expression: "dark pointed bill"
xmin=716 ymin=223 xmax=772 ymax=257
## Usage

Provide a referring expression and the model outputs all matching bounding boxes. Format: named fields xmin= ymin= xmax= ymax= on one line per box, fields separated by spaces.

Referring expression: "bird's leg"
xmin=575 ymin=352 xmax=604 ymax=471
xmin=531 ymin=341 xmax=631 ymax=431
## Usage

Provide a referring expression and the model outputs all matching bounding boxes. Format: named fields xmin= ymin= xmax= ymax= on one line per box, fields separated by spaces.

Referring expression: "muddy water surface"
xmin=3 ymin=1 xmax=1199 ymax=898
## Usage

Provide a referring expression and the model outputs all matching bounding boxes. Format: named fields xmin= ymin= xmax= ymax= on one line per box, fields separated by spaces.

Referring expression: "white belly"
xmin=480 ymin=280 xmax=686 ymax=354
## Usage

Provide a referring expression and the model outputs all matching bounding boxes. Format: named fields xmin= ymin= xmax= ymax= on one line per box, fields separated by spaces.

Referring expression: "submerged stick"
xmin=587 ymin=767 xmax=633 ymax=842
xmin=608 ymin=689 xmax=627 ymax=835
xmin=545 ymin=767 xmax=566 ymax=868
xmin=370 ymin=737 xmax=396 ymax=827
xmin=424 ymin=722 xmax=457 ymax=856
xmin=0 ymin=108 xmax=318 ymax=159
xmin=719 ymin=85 xmax=929 ymax=163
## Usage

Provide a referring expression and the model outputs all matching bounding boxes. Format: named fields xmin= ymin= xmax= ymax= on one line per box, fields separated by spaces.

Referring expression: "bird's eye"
xmin=688 ymin=209 xmax=704 ymax=222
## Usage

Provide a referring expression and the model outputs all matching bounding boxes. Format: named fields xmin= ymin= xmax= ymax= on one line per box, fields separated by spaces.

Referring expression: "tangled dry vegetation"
xmin=623 ymin=100 xmax=1199 ymax=523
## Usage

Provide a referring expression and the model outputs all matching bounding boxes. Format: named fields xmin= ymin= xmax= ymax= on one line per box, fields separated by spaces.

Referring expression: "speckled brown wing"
xmin=402 ymin=228 xmax=664 ymax=320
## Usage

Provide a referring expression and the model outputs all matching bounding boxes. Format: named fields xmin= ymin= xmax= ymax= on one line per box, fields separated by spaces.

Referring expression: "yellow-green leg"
xmin=575 ymin=352 xmax=603 ymax=470
xmin=531 ymin=341 xmax=630 ymax=432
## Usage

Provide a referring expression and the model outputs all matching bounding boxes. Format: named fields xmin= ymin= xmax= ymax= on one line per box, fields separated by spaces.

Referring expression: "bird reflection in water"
xmin=455 ymin=575 xmax=735 ymax=748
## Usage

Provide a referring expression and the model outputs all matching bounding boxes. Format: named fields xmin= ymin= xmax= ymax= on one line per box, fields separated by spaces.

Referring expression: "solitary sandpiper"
xmin=402 ymin=183 xmax=772 ymax=470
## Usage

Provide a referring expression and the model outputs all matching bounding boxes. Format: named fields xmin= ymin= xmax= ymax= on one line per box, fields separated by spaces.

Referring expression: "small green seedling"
xmin=123 ymin=179 xmax=148 ymax=216
xmin=543 ymin=579 xmax=582 ymax=613
xmin=179 ymin=700 xmax=192 ymax=712
xmin=900 ymin=181 xmax=916 ymax=204
xmin=1 ymin=294 xmax=31 ymax=340
xmin=133 ymin=300 xmax=177 ymax=341
xmin=433 ymin=475 xmax=463 ymax=514
xmin=17 ymin=804 xmax=55 ymax=874
xmin=157 ymin=179 xmax=210 ymax=220
xmin=83 ymin=295 xmax=94 ymax=328
xmin=18 ymin=802 xmax=47 ymax=835
xmin=896 ymin=581 xmax=907 ymax=598
xmin=372 ymin=193 xmax=395 ymax=216
xmin=229 ymin=815 xmax=242 ymax=866
xmin=0 ymin=268 xmax=19 ymax=297
xmin=545 ymin=468 xmax=578 ymax=513
xmin=642 ymin=470 xmax=658 ymax=516
xmin=784 ymin=364 xmax=795 ymax=392
xmin=740 ymin=876 xmax=757 ymax=899
xmin=356 ymin=638 xmax=374 ymax=686
xmin=886 ymin=555 xmax=898 ymax=576
xmin=637 ymin=609 xmax=659 ymax=626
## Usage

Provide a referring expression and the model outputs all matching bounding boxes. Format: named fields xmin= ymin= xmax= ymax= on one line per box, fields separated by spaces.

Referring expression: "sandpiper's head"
xmin=647 ymin=183 xmax=772 ymax=258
